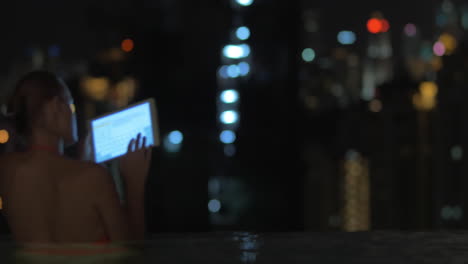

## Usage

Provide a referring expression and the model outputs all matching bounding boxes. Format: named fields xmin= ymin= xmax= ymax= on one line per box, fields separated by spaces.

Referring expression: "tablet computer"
xmin=89 ymin=98 xmax=160 ymax=164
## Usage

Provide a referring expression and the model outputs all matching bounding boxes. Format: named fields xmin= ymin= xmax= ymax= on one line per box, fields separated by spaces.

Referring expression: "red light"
xmin=380 ymin=19 xmax=390 ymax=32
xmin=121 ymin=38 xmax=134 ymax=53
xmin=367 ymin=18 xmax=382 ymax=34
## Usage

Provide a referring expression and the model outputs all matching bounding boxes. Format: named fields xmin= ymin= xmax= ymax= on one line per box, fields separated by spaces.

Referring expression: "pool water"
xmin=1 ymin=232 xmax=468 ymax=263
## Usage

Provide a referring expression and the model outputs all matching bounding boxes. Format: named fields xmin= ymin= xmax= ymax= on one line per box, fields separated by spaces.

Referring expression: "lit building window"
xmin=220 ymin=111 xmax=239 ymax=124
xmin=219 ymin=66 xmax=229 ymax=79
xmin=220 ymin=130 xmax=237 ymax=144
xmin=236 ymin=27 xmax=251 ymax=40
xmin=208 ymin=199 xmax=222 ymax=213
xmin=302 ymin=48 xmax=316 ymax=62
xmin=227 ymin=65 xmax=241 ymax=78
xmin=168 ymin=131 xmax=183 ymax=145
xmin=238 ymin=62 xmax=251 ymax=76
xmin=223 ymin=44 xmax=251 ymax=59
xmin=337 ymin=31 xmax=357 ymax=45
xmin=112 ymin=78 xmax=138 ymax=107
xmin=438 ymin=33 xmax=457 ymax=55
xmin=81 ymin=77 xmax=110 ymax=101
xmin=236 ymin=0 xmax=254 ymax=6
xmin=413 ymin=82 xmax=438 ymax=111
xmin=220 ymin=90 xmax=239 ymax=104
xmin=342 ymin=150 xmax=370 ymax=232
xmin=163 ymin=131 xmax=184 ymax=153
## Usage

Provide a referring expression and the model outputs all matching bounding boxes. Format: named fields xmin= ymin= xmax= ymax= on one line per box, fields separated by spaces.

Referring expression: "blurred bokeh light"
xmin=0 ymin=130 xmax=9 ymax=144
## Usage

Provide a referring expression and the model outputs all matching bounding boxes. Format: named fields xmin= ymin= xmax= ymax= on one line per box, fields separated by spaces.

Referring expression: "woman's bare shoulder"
xmin=62 ymin=158 xmax=107 ymax=177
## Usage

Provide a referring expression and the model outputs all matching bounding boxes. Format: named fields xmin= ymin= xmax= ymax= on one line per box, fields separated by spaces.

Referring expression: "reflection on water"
xmin=12 ymin=243 xmax=142 ymax=264
xmin=232 ymin=232 xmax=260 ymax=263
xmin=3 ymin=232 xmax=468 ymax=263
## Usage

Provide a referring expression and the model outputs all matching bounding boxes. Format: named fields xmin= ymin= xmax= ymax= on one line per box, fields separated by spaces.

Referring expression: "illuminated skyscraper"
xmin=342 ymin=151 xmax=371 ymax=232
xmin=362 ymin=13 xmax=393 ymax=101
xmin=433 ymin=0 xmax=468 ymax=229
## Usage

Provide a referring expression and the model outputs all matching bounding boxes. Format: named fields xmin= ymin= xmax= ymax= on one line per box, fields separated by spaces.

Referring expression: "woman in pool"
xmin=0 ymin=71 xmax=151 ymax=244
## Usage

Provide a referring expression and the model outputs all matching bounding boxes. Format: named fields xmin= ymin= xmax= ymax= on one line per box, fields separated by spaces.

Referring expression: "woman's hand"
xmin=119 ymin=133 xmax=153 ymax=189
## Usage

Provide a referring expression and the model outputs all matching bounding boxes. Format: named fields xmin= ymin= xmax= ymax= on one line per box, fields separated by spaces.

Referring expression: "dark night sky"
xmin=315 ymin=0 xmax=436 ymax=42
xmin=0 ymin=0 xmax=439 ymax=74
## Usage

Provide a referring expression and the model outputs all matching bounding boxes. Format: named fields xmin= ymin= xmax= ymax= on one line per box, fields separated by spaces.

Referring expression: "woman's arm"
xmin=118 ymin=134 xmax=152 ymax=240
xmin=88 ymin=134 xmax=152 ymax=242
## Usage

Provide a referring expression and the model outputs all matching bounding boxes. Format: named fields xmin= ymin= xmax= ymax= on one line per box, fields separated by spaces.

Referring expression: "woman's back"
xmin=0 ymin=151 xmax=108 ymax=244
xmin=0 ymin=71 xmax=149 ymax=245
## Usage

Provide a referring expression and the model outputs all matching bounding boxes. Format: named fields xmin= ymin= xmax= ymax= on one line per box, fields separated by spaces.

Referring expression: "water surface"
xmin=1 ymin=232 xmax=468 ymax=263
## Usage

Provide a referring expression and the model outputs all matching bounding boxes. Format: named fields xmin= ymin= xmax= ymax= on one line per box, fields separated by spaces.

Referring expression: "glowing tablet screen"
xmin=91 ymin=101 xmax=156 ymax=163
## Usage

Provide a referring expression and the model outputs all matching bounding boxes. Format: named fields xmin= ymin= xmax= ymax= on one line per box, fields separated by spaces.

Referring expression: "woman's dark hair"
xmin=4 ymin=71 xmax=64 ymax=147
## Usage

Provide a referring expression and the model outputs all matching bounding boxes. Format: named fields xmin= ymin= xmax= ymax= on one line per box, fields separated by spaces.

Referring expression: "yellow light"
xmin=420 ymin=81 xmax=438 ymax=98
xmin=0 ymin=129 xmax=9 ymax=144
xmin=112 ymin=78 xmax=137 ymax=107
xmin=81 ymin=77 xmax=110 ymax=101
xmin=343 ymin=153 xmax=370 ymax=232
xmin=413 ymin=82 xmax=438 ymax=111
xmin=438 ymin=33 xmax=457 ymax=55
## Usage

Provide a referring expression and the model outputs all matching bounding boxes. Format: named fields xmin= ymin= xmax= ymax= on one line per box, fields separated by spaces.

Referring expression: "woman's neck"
xmin=29 ymin=130 xmax=64 ymax=155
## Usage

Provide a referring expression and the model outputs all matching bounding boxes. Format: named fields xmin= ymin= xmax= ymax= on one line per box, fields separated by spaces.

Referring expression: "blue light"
xmin=208 ymin=199 xmax=222 ymax=213
xmin=219 ymin=66 xmax=229 ymax=79
xmin=302 ymin=48 xmax=316 ymax=62
xmin=223 ymin=44 xmax=251 ymax=59
xmin=236 ymin=0 xmax=253 ymax=6
xmin=227 ymin=65 xmax=240 ymax=78
xmin=236 ymin=27 xmax=251 ymax=40
xmin=240 ymin=44 xmax=251 ymax=57
xmin=238 ymin=62 xmax=250 ymax=76
xmin=337 ymin=31 xmax=356 ymax=45
xmin=221 ymin=90 xmax=239 ymax=104
xmin=220 ymin=111 xmax=239 ymax=124
xmin=220 ymin=130 xmax=237 ymax=144
xmin=168 ymin=130 xmax=183 ymax=145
